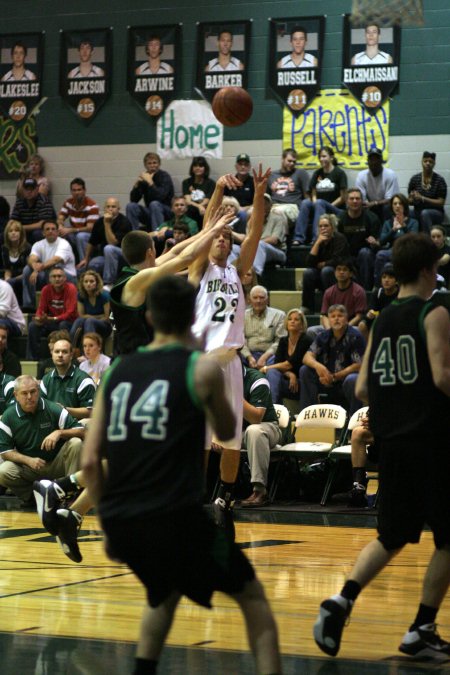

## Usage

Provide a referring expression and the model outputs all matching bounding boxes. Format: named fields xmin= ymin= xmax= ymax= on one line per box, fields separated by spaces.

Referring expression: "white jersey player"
xmin=189 ymin=165 xmax=270 ymax=530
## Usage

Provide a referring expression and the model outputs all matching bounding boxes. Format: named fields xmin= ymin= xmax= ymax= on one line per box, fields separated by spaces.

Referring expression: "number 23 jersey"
xmin=193 ymin=262 xmax=245 ymax=351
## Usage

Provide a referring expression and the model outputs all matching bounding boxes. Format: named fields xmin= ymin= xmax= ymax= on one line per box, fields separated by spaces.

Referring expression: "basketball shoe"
xmin=56 ymin=508 xmax=83 ymax=563
xmin=313 ymin=595 xmax=353 ymax=656
xmin=399 ymin=624 xmax=450 ymax=660
xmin=33 ymin=480 xmax=66 ymax=536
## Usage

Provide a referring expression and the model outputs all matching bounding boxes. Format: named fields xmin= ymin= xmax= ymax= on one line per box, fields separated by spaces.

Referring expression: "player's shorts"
xmin=102 ymin=505 xmax=255 ymax=608
xmin=205 ymin=352 xmax=243 ymax=449
xmin=376 ymin=437 xmax=450 ymax=550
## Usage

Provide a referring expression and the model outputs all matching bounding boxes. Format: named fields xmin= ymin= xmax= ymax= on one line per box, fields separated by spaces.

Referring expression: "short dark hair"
xmin=70 ymin=177 xmax=86 ymax=190
xmin=282 ymin=147 xmax=297 ymax=159
xmin=11 ymin=41 xmax=27 ymax=56
xmin=78 ymin=39 xmax=93 ymax=49
xmin=121 ymin=230 xmax=154 ymax=265
xmin=42 ymin=220 xmax=57 ymax=230
xmin=392 ymin=233 xmax=440 ymax=285
xmin=189 ymin=156 xmax=210 ymax=179
xmin=290 ymin=25 xmax=307 ymax=39
xmin=218 ymin=28 xmax=233 ymax=40
xmin=334 ymin=258 xmax=354 ymax=272
xmin=146 ymin=276 xmax=196 ymax=334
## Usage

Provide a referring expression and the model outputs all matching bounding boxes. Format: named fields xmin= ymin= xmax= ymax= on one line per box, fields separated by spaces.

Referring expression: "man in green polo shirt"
xmin=0 ymin=375 xmax=84 ymax=504
xmin=239 ymin=366 xmax=281 ymax=508
xmin=40 ymin=339 xmax=96 ymax=420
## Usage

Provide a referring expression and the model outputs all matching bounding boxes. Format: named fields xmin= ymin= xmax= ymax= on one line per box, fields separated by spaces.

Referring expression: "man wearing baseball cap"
xmin=11 ymin=177 xmax=56 ymax=244
xmin=224 ymin=153 xmax=254 ymax=215
xmin=355 ymin=147 xmax=399 ymax=223
xmin=408 ymin=152 xmax=447 ymax=233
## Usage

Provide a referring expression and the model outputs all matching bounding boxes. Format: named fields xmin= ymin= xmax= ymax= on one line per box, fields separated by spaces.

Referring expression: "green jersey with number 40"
xmin=368 ymin=296 xmax=450 ymax=440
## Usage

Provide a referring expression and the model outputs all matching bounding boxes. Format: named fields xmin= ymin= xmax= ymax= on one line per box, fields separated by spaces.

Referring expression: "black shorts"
xmin=376 ymin=437 xmax=450 ymax=550
xmin=102 ymin=505 xmax=255 ymax=608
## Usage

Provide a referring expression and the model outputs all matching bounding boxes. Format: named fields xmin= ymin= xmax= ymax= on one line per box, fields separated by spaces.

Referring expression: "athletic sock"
xmin=409 ymin=603 xmax=438 ymax=632
xmin=217 ymin=481 xmax=235 ymax=508
xmin=340 ymin=579 xmax=362 ymax=602
xmin=55 ymin=474 xmax=80 ymax=496
xmin=133 ymin=658 xmax=158 ymax=674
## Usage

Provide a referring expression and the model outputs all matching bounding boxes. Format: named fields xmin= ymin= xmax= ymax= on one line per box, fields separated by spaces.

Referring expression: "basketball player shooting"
xmin=189 ymin=164 xmax=270 ymax=536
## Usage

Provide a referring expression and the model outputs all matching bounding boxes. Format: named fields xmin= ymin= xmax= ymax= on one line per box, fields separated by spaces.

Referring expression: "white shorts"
xmin=205 ymin=352 xmax=243 ymax=450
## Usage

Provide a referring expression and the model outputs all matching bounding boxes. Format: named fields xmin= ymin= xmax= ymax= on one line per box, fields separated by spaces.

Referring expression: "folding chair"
xmin=320 ymin=406 xmax=368 ymax=506
xmin=278 ymin=404 xmax=347 ymax=500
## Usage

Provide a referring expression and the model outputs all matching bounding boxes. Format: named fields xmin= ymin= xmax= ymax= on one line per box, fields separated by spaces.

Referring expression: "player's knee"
xmin=377 ymin=534 xmax=405 ymax=553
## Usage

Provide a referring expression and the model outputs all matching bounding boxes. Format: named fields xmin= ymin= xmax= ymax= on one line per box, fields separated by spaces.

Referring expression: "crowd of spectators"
xmin=0 ymin=146 xmax=447 ymax=509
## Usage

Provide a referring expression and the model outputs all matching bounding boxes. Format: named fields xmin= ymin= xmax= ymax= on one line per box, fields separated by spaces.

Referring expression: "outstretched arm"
xmin=235 ymin=164 xmax=271 ymax=277
xmin=124 ymin=213 xmax=235 ymax=305
xmin=203 ymin=173 xmax=242 ymax=229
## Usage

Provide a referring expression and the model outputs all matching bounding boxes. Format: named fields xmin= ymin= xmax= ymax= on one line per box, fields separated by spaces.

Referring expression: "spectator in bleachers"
xmin=126 ymin=152 xmax=174 ymax=231
xmin=299 ymin=304 xmax=365 ymax=415
xmin=17 ymin=154 xmax=50 ymax=199
xmin=241 ymin=285 xmax=286 ymax=369
xmin=241 ymin=267 xmax=258 ymax=306
xmin=160 ymin=222 xmax=191 ymax=255
xmin=358 ymin=262 xmax=398 ymax=341
xmin=2 ymin=220 xmax=31 ymax=305
xmin=431 ymin=225 xmax=450 ymax=288
xmin=292 ymin=146 xmax=347 ymax=245
xmin=224 ymin=153 xmax=255 ymax=219
xmin=262 ymin=308 xmax=312 ymax=404
xmin=78 ymin=332 xmax=111 ymax=386
xmin=301 ymin=215 xmax=350 ymax=314
xmin=320 ymin=259 xmax=367 ymax=329
xmin=69 ymin=270 xmax=111 ymax=348
xmin=182 ymin=156 xmax=216 ymax=226
xmin=337 ymin=188 xmax=381 ymax=290
xmin=374 ymin=193 xmax=419 ymax=286
xmin=0 ymin=278 xmax=26 ymax=337
xmin=57 ymin=178 xmax=99 ymax=261
xmin=11 ymin=177 xmax=56 ymax=243
xmin=355 ymin=148 xmax=399 ymax=223
xmin=77 ymin=197 xmax=131 ymax=288
xmin=0 ymin=325 xmax=21 ymax=377
xmin=27 ymin=266 xmax=78 ymax=360
xmin=22 ymin=220 xmax=76 ymax=312
xmin=40 ymin=338 xmax=95 ymax=420
xmin=408 ymin=152 xmax=447 ymax=233
xmin=267 ymin=147 xmax=310 ymax=226
xmin=37 ymin=329 xmax=74 ymax=380
xmin=251 ymin=193 xmax=287 ymax=276
xmin=150 ymin=196 xmax=198 ymax=256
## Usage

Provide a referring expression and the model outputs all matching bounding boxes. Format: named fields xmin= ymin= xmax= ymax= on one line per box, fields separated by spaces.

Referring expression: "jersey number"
xmin=211 ymin=297 xmax=238 ymax=323
xmin=107 ymin=380 xmax=169 ymax=441
xmin=372 ymin=336 xmax=418 ymax=385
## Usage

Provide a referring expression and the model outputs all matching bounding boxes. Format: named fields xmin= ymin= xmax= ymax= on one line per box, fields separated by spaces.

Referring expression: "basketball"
xmin=212 ymin=87 xmax=253 ymax=127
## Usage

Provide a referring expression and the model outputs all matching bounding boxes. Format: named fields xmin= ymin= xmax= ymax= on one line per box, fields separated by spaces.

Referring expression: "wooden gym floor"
xmin=0 ymin=500 xmax=449 ymax=674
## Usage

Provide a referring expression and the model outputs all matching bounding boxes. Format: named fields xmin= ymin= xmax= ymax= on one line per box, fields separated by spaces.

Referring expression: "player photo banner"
xmin=269 ymin=16 xmax=325 ymax=117
xmin=60 ymin=28 xmax=111 ymax=124
xmin=0 ymin=32 xmax=44 ymax=124
xmin=196 ymin=21 xmax=251 ymax=103
xmin=127 ymin=24 xmax=181 ymax=119
xmin=342 ymin=15 xmax=400 ymax=115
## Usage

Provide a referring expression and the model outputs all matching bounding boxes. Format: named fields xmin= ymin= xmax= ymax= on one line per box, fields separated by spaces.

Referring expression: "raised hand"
xmin=217 ymin=173 xmax=243 ymax=190
xmin=252 ymin=163 xmax=271 ymax=192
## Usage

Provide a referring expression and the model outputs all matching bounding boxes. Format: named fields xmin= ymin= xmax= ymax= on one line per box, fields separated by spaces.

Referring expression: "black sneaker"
xmin=347 ymin=482 xmax=368 ymax=508
xmin=56 ymin=508 xmax=83 ymax=563
xmin=211 ymin=497 xmax=235 ymax=542
xmin=33 ymin=480 xmax=66 ymax=536
xmin=313 ymin=596 xmax=353 ymax=657
xmin=399 ymin=623 xmax=450 ymax=661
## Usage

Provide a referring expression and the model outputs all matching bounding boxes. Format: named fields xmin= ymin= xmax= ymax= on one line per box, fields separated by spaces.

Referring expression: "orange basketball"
xmin=212 ymin=87 xmax=253 ymax=127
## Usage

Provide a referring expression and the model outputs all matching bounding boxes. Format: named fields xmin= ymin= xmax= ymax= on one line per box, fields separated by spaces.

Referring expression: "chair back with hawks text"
xmin=320 ymin=406 xmax=369 ymax=506
xmin=281 ymin=403 xmax=347 ymax=461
